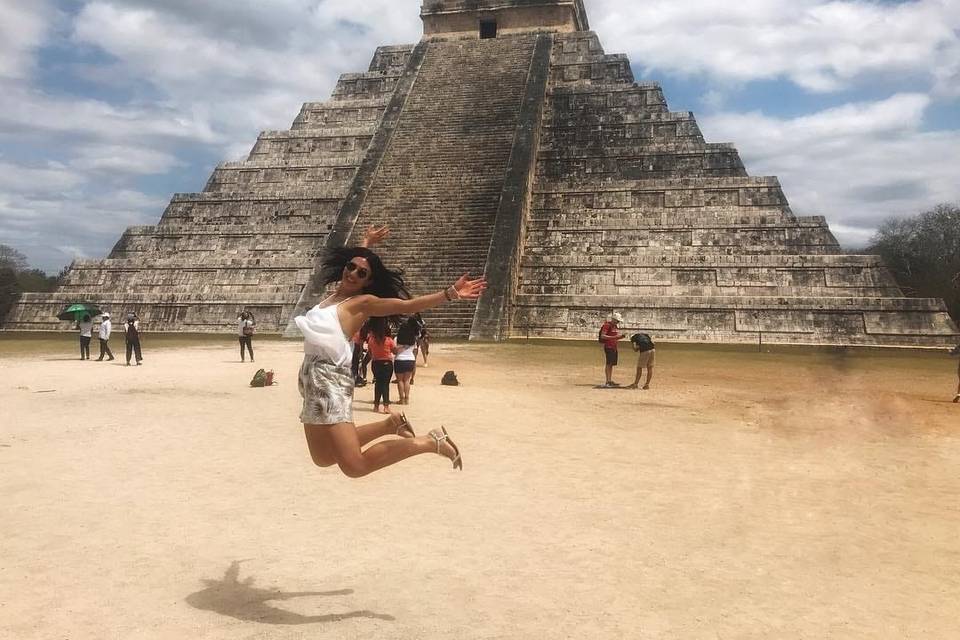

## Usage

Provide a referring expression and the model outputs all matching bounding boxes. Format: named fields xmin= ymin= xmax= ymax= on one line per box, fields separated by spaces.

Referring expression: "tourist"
xmin=350 ymin=322 xmax=369 ymax=386
xmin=626 ymin=332 xmax=656 ymax=390
xmin=78 ymin=314 xmax=93 ymax=360
xmin=951 ymin=343 xmax=960 ymax=403
xmin=237 ymin=311 xmax=255 ymax=363
xmin=96 ymin=312 xmax=115 ymax=361
xmin=367 ymin=323 xmax=396 ymax=414
xmin=293 ymin=224 xmax=485 ymax=476
xmin=418 ymin=319 xmax=430 ymax=367
xmin=124 ymin=312 xmax=143 ymax=366
xmin=394 ymin=316 xmax=420 ymax=404
xmin=599 ymin=312 xmax=625 ymax=387
xmin=360 ymin=339 xmax=372 ymax=384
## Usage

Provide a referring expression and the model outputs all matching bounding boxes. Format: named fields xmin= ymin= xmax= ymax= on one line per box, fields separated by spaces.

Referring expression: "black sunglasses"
xmin=345 ymin=261 xmax=370 ymax=279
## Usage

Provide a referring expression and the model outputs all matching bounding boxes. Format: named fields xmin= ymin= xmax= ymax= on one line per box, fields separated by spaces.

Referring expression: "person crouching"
xmin=627 ymin=332 xmax=656 ymax=390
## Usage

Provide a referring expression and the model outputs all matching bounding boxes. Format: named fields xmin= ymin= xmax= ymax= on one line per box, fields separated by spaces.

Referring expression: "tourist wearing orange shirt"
xmin=367 ymin=324 xmax=396 ymax=414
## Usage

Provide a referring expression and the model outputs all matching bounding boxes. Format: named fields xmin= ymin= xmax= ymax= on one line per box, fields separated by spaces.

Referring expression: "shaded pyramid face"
xmin=4 ymin=1 xmax=958 ymax=346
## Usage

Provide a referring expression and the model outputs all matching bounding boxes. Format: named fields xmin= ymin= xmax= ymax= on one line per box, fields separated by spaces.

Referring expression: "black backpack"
xmin=441 ymin=370 xmax=459 ymax=386
xmin=598 ymin=327 xmax=604 ymax=343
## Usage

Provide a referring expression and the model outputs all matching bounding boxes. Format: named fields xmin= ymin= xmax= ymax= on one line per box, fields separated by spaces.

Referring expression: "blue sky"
xmin=0 ymin=0 xmax=958 ymax=273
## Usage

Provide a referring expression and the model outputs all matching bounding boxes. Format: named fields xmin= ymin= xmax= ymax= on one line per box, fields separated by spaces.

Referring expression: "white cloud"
xmin=0 ymin=183 xmax=166 ymax=269
xmin=69 ymin=144 xmax=183 ymax=174
xmin=700 ymin=94 xmax=960 ymax=247
xmin=0 ymin=161 xmax=86 ymax=195
xmin=592 ymin=0 xmax=960 ymax=94
xmin=0 ymin=84 xmax=221 ymax=143
xmin=0 ymin=1 xmax=55 ymax=80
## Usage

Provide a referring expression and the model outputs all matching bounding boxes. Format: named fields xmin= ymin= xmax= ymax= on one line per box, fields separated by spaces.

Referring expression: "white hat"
xmin=101 ymin=312 xmax=110 ymax=318
xmin=610 ymin=312 xmax=624 ymax=323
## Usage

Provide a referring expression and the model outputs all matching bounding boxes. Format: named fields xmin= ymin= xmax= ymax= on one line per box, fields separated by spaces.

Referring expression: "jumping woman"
xmin=294 ymin=226 xmax=486 ymax=476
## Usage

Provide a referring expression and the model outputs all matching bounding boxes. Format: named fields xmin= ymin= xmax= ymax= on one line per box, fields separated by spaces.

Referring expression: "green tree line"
xmin=0 ymin=245 xmax=69 ymax=322
xmin=866 ymin=203 xmax=960 ymax=324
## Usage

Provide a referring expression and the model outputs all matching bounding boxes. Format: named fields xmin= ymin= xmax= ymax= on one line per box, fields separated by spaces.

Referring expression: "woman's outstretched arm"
xmin=351 ymin=274 xmax=487 ymax=319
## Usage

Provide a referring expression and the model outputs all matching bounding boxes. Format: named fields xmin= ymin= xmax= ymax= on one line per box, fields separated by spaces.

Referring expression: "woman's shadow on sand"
xmin=185 ymin=560 xmax=394 ymax=625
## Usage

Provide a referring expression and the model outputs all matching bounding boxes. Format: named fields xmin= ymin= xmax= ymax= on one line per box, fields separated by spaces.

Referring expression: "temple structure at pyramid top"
xmin=4 ymin=0 xmax=958 ymax=347
xmin=421 ymin=0 xmax=589 ymax=36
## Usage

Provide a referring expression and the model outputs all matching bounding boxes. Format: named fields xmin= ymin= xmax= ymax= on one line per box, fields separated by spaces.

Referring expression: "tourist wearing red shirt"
xmin=600 ymin=312 xmax=625 ymax=387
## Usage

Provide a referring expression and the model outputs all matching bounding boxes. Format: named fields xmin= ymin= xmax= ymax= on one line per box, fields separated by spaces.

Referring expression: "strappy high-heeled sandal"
xmin=428 ymin=427 xmax=462 ymax=470
xmin=395 ymin=412 xmax=415 ymax=438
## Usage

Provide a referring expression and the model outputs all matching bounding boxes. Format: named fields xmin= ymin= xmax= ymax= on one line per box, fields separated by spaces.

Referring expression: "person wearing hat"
xmin=124 ymin=312 xmax=143 ymax=366
xmin=96 ymin=312 xmax=115 ymax=361
xmin=599 ymin=312 xmax=626 ymax=387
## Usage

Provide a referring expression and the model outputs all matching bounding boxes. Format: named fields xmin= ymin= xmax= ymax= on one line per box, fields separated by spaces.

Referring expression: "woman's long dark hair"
xmin=320 ymin=246 xmax=409 ymax=341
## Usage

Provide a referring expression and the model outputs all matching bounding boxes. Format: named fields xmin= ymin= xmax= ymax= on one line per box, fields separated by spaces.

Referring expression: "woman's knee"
xmin=337 ymin=456 xmax=369 ymax=478
xmin=310 ymin=451 xmax=336 ymax=467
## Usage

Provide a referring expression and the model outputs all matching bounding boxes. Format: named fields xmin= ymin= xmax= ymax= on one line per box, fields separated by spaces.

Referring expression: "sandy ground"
xmin=1 ymin=335 xmax=959 ymax=640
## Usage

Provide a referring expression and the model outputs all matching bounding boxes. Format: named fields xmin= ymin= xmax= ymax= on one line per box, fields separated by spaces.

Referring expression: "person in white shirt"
xmin=78 ymin=314 xmax=93 ymax=360
xmin=96 ymin=312 xmax=114 ymax=361
xmin=393 ymin=316 xmax=421 ymax=405
xmin=237 ymin=311 xmax=255 ymax=362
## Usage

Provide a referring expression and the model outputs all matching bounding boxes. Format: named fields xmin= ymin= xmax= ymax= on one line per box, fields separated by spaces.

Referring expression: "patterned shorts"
xmin=298 ymin=355 xmax=355 ymax=425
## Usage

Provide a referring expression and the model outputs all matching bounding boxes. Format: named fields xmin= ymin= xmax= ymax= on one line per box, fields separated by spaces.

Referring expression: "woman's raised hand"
xmin=361 ymin=224 xmax=390 ymax=248
xmin=452 ymin=274 xmax=487 ymax=300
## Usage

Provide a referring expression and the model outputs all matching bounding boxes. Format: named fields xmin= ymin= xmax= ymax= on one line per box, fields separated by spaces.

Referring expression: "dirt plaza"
xmin=2 ymin=335 xmax=958 ymax=639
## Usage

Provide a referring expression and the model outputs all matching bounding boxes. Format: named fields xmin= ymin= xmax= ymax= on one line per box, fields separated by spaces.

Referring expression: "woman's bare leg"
xmin=303 ymin=415 xmax=408 ymax=467
xmin=355 ymin=413 xmax=405 ymax=446
xmin=324 ymin=422 xmax=458 ymax=478
xmin=398 ymin=372 xmax=412 ymax=403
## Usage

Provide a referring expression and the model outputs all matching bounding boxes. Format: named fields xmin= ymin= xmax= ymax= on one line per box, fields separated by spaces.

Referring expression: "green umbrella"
xmin=57 ymin=303 xmax=102 ymax=322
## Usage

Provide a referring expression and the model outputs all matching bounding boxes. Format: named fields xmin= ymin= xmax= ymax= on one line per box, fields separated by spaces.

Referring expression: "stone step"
xmin=522 ymin=253 xmax=886 ymax=268
xmin=527 ymin=216 xmax=822 ymax=230
xmin=515 ymin=293 xmax=952 ymax=313
xmin=519 ymin=282 xmax=903 ymax=297
xmin=525 ymin=244 xmax=842 ymax=256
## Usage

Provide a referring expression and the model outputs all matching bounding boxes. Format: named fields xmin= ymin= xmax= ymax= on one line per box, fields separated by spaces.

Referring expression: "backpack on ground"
xmin=250 ymin=368 xmax=268 ymax=387
xmin=441 ymin=370 xmax=459 ymax=386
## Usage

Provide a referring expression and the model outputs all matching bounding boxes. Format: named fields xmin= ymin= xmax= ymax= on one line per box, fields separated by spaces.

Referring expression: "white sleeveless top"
xmin=294 ymin=299 xmax=354 ymax=367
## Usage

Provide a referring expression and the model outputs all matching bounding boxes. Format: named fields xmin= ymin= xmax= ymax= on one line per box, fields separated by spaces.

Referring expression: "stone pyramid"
xmin=5 ymin=0 xmax=958 ymax=346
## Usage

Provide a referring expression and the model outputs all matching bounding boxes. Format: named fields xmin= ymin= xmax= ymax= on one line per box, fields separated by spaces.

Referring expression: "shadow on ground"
xmin=185 ymin=560 xmax=394 ymax=625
